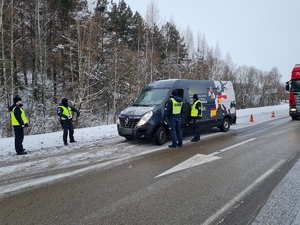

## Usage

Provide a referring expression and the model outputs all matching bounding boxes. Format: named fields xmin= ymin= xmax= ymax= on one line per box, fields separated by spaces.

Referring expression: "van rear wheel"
xmin=220 ymin=118 xmax=230 ymax=132
xmin=154 ymin=126 xmax=167 ymax=145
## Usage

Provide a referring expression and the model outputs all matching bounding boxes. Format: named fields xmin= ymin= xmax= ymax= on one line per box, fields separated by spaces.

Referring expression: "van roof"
xmin=147 ymin=79 xmax=230 ymax=89
xmin=149 ymin=79 xmax=182 ymax=88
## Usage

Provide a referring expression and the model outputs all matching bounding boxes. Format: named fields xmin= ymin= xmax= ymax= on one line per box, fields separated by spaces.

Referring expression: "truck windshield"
xmin=291 ymin=80 xmax=300 ymax=92
xmin=133 ymin=88 xmax=170 ymax=106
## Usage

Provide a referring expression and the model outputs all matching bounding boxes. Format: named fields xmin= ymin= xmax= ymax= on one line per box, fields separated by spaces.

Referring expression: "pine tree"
xmin=160 ymin=22 xmax=187 ymax=79
xmin=108 ymin=0 xmax=134 ymax=45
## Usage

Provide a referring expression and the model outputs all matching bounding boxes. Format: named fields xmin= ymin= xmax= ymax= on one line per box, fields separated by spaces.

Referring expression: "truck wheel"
xmin=154 ymin=126 xmax=167 ymax=145
xmin=220 ymin=118 xmax=230 ymax=132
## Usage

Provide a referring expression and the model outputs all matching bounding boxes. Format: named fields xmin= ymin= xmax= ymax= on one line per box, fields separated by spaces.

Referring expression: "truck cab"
xmin=286 ymin=64 xmax=300 ymax=119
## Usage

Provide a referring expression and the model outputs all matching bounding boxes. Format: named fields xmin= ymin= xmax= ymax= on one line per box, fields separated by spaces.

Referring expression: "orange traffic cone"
xmin=250 ymin=114 xmax=254 ymax=122
xmin=271 ymin=111 xmax=275 ymax=118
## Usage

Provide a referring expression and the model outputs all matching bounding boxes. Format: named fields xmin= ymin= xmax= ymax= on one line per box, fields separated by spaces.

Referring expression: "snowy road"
xmin=0 ymin=105 xmax=299 ymax=224
xmin=0 ymin=136 xmax=165 ymax=195
xmin=0 ymin=104 xmax=290 ymax=198
xmin=2 ymin=104 xmax=300 ymax=224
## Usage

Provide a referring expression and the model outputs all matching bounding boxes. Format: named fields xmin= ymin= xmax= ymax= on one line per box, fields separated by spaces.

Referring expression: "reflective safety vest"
xmin=191 ymin=100 xmax=202 ymax=117
xmin=59 ymin=105 xmax=72 ymax=120
xmin=11 ymin=106 xmax=28 ymax=126
xmin=170 ymin=98 xmax=182 ymax=115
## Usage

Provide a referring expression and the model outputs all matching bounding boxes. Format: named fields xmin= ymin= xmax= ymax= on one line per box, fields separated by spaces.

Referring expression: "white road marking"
xmin=155 ymin=154 xmax=221 ymax=178
xmin=0 ymin=146 xmax=168 ymax=197
xmin=213 ymin=138 xmax=256 ymax=155
xmin=156 ymin=138 xmax=256 ymax=178
xmin=202 ymin=159 xmax=286 ymax=225
xmin=0 ymin=138 xmax=257 ymax=196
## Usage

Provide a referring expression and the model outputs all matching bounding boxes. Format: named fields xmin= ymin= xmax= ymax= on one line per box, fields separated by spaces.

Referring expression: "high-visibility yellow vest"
xmin=170 ymin=98 xmax=182 ymax=115
xmin=11 ymin=106 xmax=28 ymax=126
xmin=58 ymin=105 xmax=72 ymax=120
xmin=191 ymin=100 xmax=202 ymax=117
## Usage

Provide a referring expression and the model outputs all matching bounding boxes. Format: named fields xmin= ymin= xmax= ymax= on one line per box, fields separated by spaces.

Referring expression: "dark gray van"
xmin=117 ymin=79 xmax=237 ymax=145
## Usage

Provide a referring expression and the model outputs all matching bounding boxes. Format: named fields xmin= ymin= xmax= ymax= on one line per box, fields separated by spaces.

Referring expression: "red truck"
xmin=286 ymin=64 xmax=300 ymax=119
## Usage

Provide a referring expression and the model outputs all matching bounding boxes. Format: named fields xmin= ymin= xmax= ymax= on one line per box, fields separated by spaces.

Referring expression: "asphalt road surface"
xmin=1 ymin=116 xmax=300 ymax=225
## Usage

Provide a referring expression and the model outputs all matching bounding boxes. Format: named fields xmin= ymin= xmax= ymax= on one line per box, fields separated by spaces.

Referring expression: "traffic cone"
xmin=250 ymin=114 xmax=254 ymax=122
xmin=271 ymin=111 xmax=275 ymax=118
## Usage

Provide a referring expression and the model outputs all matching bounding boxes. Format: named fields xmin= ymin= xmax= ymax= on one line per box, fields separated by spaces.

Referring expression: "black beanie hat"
xmin=13 ymin=95 xmax=22 ymax=103
xmin=193 ymin=94 xmax=198 ymax=100
xmin=172 ymin=90 xmax=178 ymax=96
xmin=62 ymin=98 xmax=68 ymax=105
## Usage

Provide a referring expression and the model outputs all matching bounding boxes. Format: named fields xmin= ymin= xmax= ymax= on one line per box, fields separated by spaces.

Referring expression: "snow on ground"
xmin=0 ymin=103 xmax=291 ymax=197
xmin=0 ymin=103 xmax=289 ymax=187
xmin=0 ymin=123 xmax=118 ymax=156
xmin=1 ymin=102 xmax=297 ymax=221
xmin=0 ymin=103 xmax=289 ymax=164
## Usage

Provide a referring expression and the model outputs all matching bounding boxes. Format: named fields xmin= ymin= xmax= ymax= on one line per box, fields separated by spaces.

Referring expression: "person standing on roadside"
xmin=190 ymin=94 xmax=202 ymax=142
xmin=57 ymin=98 xmax=80 ymax=145
xmin=162 ymin=90 xmax=183 ymax=148
xmin=9 ymin=95 xmax=29 ymax=155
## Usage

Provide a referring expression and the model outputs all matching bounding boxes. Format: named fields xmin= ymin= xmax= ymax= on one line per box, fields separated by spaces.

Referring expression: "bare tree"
xmin=146 ymin=0 xmax=159 ymax=82
xmin=184 ymin=26 xmax=194 ymax=59
xmin=71 ymin=5 xmax=109 ymax=125
xmin=194 ymin=32 xmax=209 ymax=80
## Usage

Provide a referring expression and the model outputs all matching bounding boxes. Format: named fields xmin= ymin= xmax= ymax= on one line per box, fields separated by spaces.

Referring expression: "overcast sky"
xmin=89 ymin=0 xmax=300 ymax=83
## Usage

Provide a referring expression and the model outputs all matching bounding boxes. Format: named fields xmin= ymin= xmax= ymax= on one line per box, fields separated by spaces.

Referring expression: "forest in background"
xmin=0 ymin=0 xmax=286 ymax=137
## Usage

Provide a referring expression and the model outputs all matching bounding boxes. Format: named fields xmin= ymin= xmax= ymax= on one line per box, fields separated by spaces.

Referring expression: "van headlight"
xmin=137 ymin=111 xmax=153 ymax=127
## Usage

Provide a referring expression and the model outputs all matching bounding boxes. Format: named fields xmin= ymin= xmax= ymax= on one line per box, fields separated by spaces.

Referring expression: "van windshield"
xmin=133 ymin=88 xmax=170 ymax=106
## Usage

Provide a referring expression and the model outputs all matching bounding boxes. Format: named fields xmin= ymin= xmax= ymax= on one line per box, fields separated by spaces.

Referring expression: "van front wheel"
xmin=154 ymin=126 xmax=167 ymax=145
xmin=220 ymin=118 xmax=230 ymax=132
xmin=125 ymin=136 xmax=134 ymax=140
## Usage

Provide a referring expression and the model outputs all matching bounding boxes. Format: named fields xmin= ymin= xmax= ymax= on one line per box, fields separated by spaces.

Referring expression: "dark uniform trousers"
xmin=14 ymin=126 xmax=24 ymax=153
xmin=192 ymin=118 xmax=200 ymax=140
xmin=61 ymin=120 xmax=75 ymax=143
xmin=168 ymin=115 xmax=183 ymax=146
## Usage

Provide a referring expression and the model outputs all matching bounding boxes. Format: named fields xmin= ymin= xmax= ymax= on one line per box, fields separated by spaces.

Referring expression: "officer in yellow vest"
xmin=162 ymin=90 xmax=183 ymax=148
xmin=9 ymin=95 xmax=29 ymax=155
xmin=57 ymin=98 xmax=80 ymax=145
xmin=190 ymin=94 xmax=202 ymax=142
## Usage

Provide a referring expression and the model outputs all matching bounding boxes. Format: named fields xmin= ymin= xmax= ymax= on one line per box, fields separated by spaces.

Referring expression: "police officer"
xmin=10 ymin=95 xmax=29 ymax=155
xmin=162 ymin=90 xmax=183 ymax=148
xmin=190 ymin=94 xmax=202 ymax=142
xmin=57 ymin=98 xmax=80 ymax=145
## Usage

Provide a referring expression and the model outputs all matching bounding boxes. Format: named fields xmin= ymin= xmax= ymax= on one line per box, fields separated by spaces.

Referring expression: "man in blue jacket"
xmin=57 ymin=98 xmax=80 ymax=145
xmin=162 ymin=90 xmax=183 ymax=148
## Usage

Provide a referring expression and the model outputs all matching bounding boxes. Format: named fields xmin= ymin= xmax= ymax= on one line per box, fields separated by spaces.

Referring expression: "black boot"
xmin=168 ymin=145 xmax=177 ymax=148
xmin=17 ymin=151 xmax=28 ymax=155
